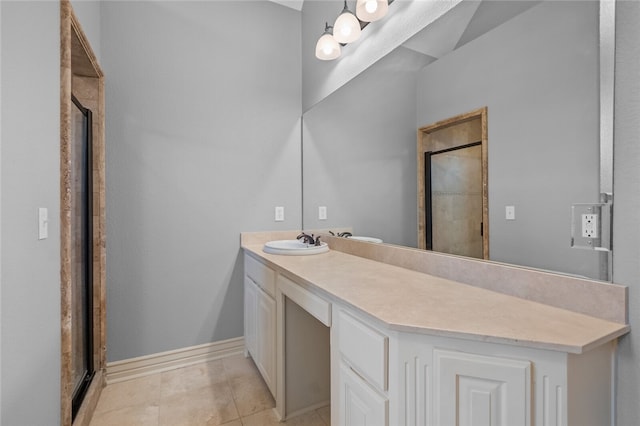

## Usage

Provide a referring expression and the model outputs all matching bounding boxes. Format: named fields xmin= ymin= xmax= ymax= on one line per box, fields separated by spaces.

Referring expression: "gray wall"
xmin=0 ymin=1 xmax=62 ymax=424
xmin=0 ymin=0 xmax=637 ymax=424
xmin=302 ymin=46 xmax=427 ymax=246
xmin=613 ymin=0 xmax=640 ymax=423
xmin=1 ymin=2 xmax=3 ymax=418
xmin=416 ymin=1 xmax=601 ymax=279
xmin=71 ymin=0 xmax=101 ymax=63
xmin=101 ymin=1 xmax=302 ymax=361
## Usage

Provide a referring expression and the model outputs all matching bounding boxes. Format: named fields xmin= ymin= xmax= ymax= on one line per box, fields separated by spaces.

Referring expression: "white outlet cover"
xmin=570 ymin=203 xmax=610 ymax=251
xmin=581 ymin=214 xmax=598 ymax=238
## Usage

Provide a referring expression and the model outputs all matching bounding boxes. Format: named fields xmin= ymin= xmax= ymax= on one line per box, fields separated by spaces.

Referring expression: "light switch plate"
xmin=505 ymin=205 xmax=515 ymax=220
xmin=318 ymin=206 xmax=327 ymax=220
xmin=275 ymin=206 xmax=284 ymax=222
xmin=38 ymin=207 xmax=48 ymax=240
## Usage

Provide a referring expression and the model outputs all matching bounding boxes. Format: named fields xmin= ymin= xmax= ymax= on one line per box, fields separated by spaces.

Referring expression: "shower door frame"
xmin=70 ymin=95 xmax=95 ymax=418
xmin=61 ymin=2 xmax=107 ymax=425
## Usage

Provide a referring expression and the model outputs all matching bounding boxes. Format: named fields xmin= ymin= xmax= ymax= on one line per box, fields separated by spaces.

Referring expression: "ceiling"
xmin=268 ymin=0 xmax=541 ymax=63
xmin=269 ymin=0 xmax=305 ymax=11
xmin=402 ymin=1 xmax=542 ymax=60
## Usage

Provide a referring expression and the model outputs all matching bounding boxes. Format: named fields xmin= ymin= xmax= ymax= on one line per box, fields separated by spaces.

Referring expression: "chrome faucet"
xmin=329 ymin=231 xmax=352 ymax=238
xmin=297 ymin=232 xmax=321 ymax=246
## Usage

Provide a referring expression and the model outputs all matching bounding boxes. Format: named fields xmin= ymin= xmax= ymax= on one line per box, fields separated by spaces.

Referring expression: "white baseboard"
xmin=106 ymin=336 xmax=245 ymax=384
xmin=284 ymin=400 xmax=331 ymax=421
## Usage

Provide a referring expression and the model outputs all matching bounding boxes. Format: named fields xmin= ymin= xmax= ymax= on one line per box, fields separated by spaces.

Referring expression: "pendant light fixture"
xmin=315 ymin=23 xmax=341 ymax=61
xmin=314 ymin=0 xmax=393 ymax=61
xmin=356 ymin=0 xmax=388 ymax=22
xmin=333 ymin=0 xmax=362 ymax=44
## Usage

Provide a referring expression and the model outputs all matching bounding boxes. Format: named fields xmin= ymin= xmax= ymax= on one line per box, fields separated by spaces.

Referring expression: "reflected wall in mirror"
xmin=303 ymin=0 xmax=607 ymax=281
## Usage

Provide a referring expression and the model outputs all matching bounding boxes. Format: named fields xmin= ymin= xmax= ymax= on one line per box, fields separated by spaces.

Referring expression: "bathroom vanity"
xmin=241 ymin=231 xmax=629 ymax=426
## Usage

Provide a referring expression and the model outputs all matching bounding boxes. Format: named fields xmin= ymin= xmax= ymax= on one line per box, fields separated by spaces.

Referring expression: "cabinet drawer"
xmin=245 ymin=254 xmax=276 ymax=297
xmin=338 ymin=310 xmax=388 ymax=391
xmin=278 ymin=275 xmax=331 ymax=326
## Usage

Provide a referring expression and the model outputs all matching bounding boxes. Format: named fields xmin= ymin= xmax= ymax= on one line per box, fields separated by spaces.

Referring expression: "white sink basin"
xmin=263 ymin=240 xmax=329 ymax=256
xmin=348 ymin=236 xmax=383 ymax=244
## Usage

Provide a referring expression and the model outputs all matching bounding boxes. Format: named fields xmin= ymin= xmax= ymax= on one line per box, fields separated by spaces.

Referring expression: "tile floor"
xmin=89 ymin=354 xmax=330 ymax=426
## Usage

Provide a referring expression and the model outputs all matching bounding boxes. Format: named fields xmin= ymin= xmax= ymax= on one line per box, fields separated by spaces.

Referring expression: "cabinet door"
xmin=435 ymin=349 xmax=531 ymax=426
xmin=244 ymin=277 xmax=258 ymax=358
xmin=257 ymin=290 xmax=276 ymax=397
xmin=339 ymin=363 xmax=388 ymax=426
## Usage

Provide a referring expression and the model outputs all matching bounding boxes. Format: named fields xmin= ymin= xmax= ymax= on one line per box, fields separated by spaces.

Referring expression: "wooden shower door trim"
xmin=61 ymin=1 xmax=106 ymax=425
xmin=417 ymin=107 xmax=489 ymax=259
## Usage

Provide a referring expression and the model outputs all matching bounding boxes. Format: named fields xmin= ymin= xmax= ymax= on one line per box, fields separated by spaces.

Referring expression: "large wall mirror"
xmin=302 ymin=0 xmax=614 ymax=282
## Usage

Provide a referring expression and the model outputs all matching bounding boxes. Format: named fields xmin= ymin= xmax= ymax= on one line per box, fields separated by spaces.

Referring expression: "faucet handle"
xmin=296 ymin=232 xmax=316 ymax=245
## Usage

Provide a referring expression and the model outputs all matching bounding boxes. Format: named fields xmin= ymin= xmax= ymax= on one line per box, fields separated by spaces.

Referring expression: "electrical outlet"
xmin=582 ymin=213 xmax=598 ymax=238
xmin=318 ymin=206 xmax=327 ymax=220
xmin=275 ymin=206 xmax=284 ymax=222
xmin=571 ymin=203 xmax=610 ymax=251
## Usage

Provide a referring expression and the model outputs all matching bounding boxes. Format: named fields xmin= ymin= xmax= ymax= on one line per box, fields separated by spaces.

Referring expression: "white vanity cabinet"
xmin=333 ymin=307 xmax=390 ymax=426
xmin=433 ymin=349 xmax=531 ymax=426
xmin=392 ymin=333 xmax=615 ymax=426
xmin=243 ymin=254 xmax=277 ymax=397
xmin=243 ymin=276 xmax=257 ymax=358
xmin=331 ymin=303 xmax=615 ymax=426
xmin=241 ymin=240 xmax=625 ymax=426
xmin=340 ymin=362 xmax=389 ymax=426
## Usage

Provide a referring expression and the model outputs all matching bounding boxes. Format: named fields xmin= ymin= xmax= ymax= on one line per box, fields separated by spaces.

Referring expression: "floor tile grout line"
xmin=227 ymin=372 xmax=244 ymax=426
xmin=91 ymin=355 xmax=314 ymax=426
xmin=90 ymin=374 xmax=164 ymax=420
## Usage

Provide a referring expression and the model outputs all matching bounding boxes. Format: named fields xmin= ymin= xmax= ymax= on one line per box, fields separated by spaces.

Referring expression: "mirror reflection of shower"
xmin=426 ymin=143 xmax=483 ymax=259
xmin=418 ymin=109 xmax=488 ymax=260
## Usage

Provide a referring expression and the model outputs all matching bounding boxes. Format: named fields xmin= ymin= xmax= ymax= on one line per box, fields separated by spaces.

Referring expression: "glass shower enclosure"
xmin=70 ymin=95 xmax=95 ymax=419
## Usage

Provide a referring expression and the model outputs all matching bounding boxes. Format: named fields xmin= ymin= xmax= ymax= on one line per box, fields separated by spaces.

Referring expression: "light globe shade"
xmin=315 ymin=30 xmax=341 ymax=60
xmin=356 ymin=0 xmax=388 ymax=22
xmin=333 ymin=8 xmax=361 ymax=43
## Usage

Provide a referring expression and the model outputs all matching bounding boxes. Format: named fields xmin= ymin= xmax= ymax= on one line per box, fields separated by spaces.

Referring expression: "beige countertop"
xmin=243 ymin=243 xmax=629 ymax=354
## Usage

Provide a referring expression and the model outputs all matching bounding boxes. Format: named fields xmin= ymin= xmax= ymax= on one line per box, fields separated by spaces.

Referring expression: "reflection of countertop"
xmin=242 ymin=242 xmax=629 ymax=354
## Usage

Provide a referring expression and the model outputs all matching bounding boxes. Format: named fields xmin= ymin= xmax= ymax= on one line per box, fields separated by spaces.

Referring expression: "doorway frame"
xmin=417 ymin=107 xmax=489 ymax=259
xmin=60 ymin=1 xmax=106 ymax=425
